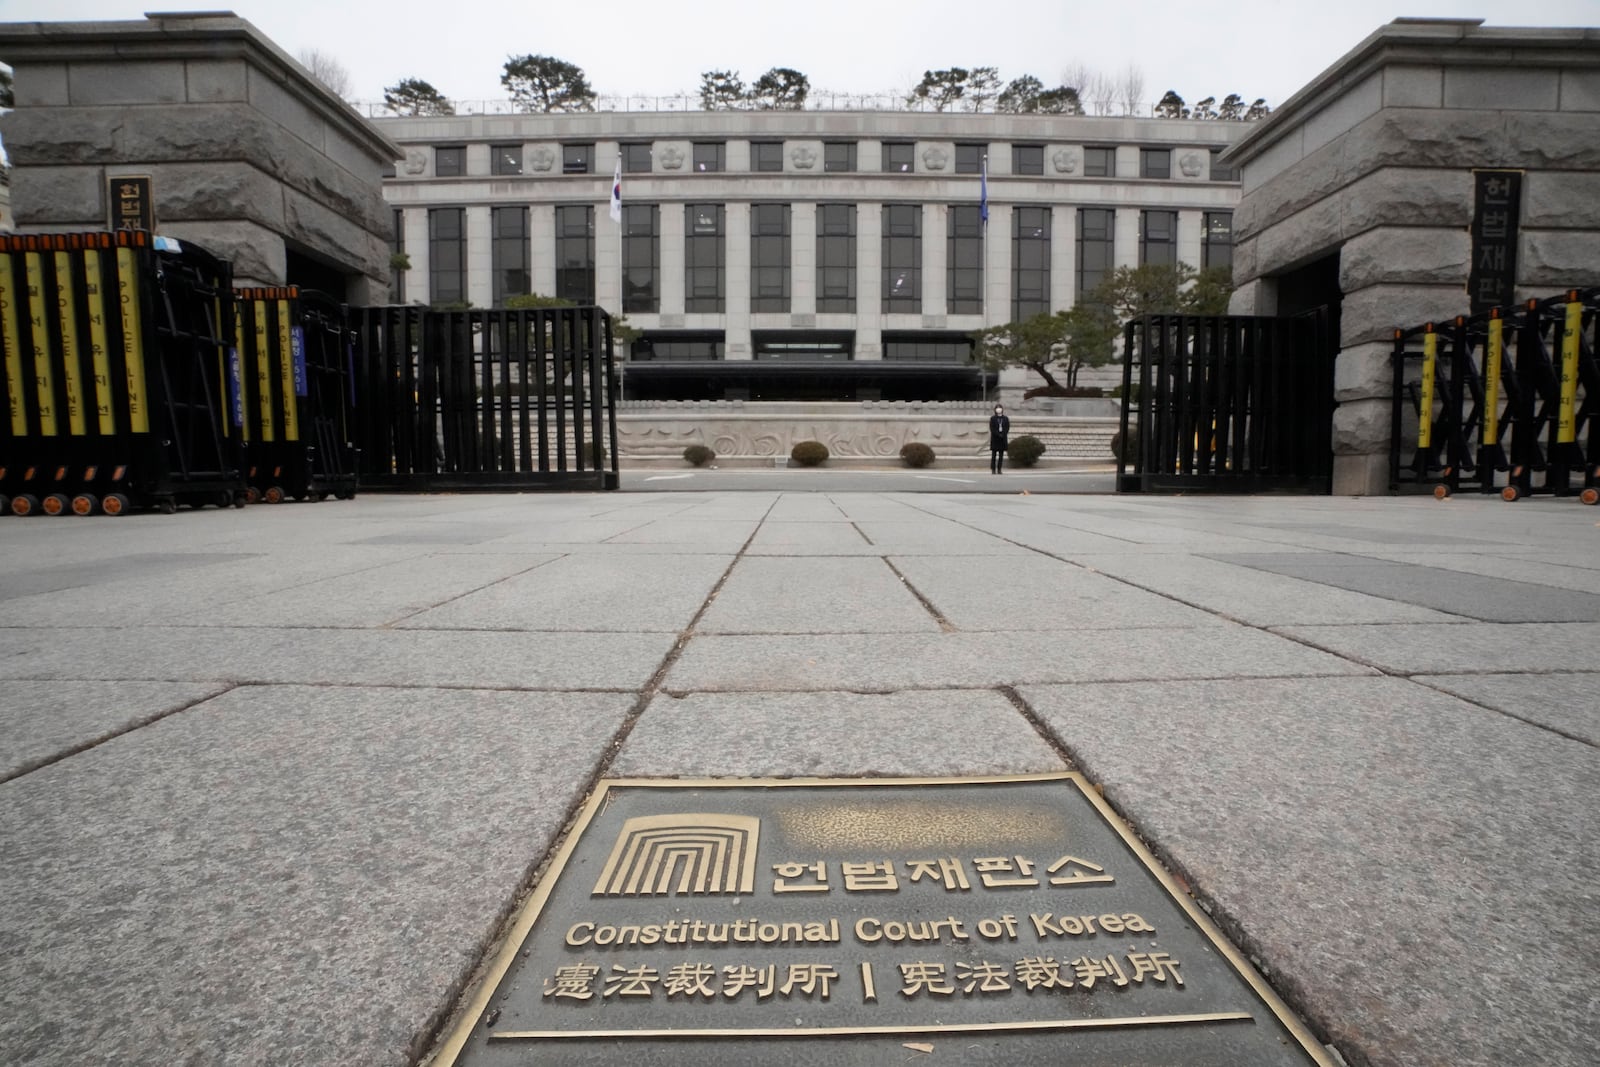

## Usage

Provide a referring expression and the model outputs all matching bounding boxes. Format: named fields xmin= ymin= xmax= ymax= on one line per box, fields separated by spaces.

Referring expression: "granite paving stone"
xmin=1357 ymin=550 xmax=1600 ymax=593
xmin=1019 ymin=675 xmax=1600 ymax=1067
xmin=666 ymin=627 xmax=1373 ymax=691
xmin=745 ymin=520 xmax=877 ymax=553
xmin=0 ymin=680 xmax=231 ymax=781
xmin=0 ymin=626 xmax=678 ymax=689
xmin=604 ymin=517 xmax=760 ymax=548
xmin=890 ymin=554 xmax=1223 ymax=629
xmin=1414 ymin=671 xmax=1600 ymax=744
xmin=398 ymin=553 xmax=728 ymax=631
xmin=174 ymin=553 xmax=563 ymax=628
xmin=1212 ymin=553 xmax=1600 ymax=621
xmin=612 ymin=690 xmax=1066 ymax=777
xmin=0 ymin=684 xmax=632 ymax=1067
xmin=695 ymin=556 xmax=941 ymax=633
xmin=764 ymin=495 xmax=848 ymax=522
xmin=1071 ymin=554 xmax=1462 ymax=626
xmin=1277 ymin=621 xmax=1600 ymax=673
xmin=851 ymin=519 xmax=1027 ymax=553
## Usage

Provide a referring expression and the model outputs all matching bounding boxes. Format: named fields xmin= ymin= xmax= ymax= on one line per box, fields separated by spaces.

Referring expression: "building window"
xmin=490 ymin=144 xmax=522 ymax=176
xmin=1012 ymin=144 xmax=1044 ymax=176
xmin=752 ymin=141 xmax=784 ymax=172
xmin=1077 ymin=208 xmax=1114 ymax=299
xmin=434 ymin=145 xmax=465 ymax=177
xmin=622 ymin=203 xmax=659 ymax=313
xmin=1139 ymin=210 xmax=1177 ymax=269
xmin=491 ymin=206 xmax=530 ymax=305
xmin=621 ymin=142 xmax=653 ymax=173
xmin=750 ymin=203 xmax=791 ymax=313
xmin=1209 ymin=148 xmax=1238 ymax=182
xmin=428 ymin=207 xmax=465 ymax=305
xmin=562 ymin=143 xmax=593 ymax=175
xmin=816 ymin=204 xmax=856 ymax=313
xmin=1011 ymin=207 xmax=1051 ymax=321
xmin=883 ymin=141 xmax=914 ymax=173
xmin=684 ymin=203 xmax=725 ymax=313
xmin=632 ymin=332 xmax=725 ymax=361
xmin=955 ymin=143 xmax=985 ymax=175
xmin=693 ymin=142 xmax=725 ymax=172
xmin=554 ymin=204 xmax=594 ymax=304
xmin=947 ymin=205 xmax=983 ymax=315
xmin=882 ymin=204 xmax=921 ymax=313
xmin=824 ymin=141 xmax=856 ymax=172
xmin=1203 ymin=211 xmax=1233 ymax=270
xmin=1140 ymin=210 xmax=1177 ymax=268
xmin=882 ymin=333 xmax=973 ymax=362
xmin=1083 ymin=146 xmax=1113 ymax=178
xmin=1140 ymin=148 xmax=1171 ymax=179
xmin=388 ymin=208 xmax=405 ymax=303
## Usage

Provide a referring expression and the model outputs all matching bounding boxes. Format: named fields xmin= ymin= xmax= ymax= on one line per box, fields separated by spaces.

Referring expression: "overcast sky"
xmin=3 ymin=0 xmax=1597 ymax=109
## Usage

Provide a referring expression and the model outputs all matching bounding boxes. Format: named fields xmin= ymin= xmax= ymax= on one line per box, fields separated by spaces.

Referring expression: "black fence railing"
xmin=351 ymin=305 xmax=618 ymax=491
xmin=1391 ymin=289 xmax=1598 ymax=503
xmin=1117 ymin=310 xmax=1336 ymax=493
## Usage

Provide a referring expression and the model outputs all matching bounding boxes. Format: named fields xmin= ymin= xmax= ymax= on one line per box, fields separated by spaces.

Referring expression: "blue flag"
xmin=980 ymin=155 xmax=989 ymax=224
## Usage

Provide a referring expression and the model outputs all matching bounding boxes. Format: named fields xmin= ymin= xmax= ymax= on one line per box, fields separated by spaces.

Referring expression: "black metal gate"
xmin=1116 ymin=310 xmax=1336 ymax=493
xmin=351 ymin=305 xmax=617 ymax=491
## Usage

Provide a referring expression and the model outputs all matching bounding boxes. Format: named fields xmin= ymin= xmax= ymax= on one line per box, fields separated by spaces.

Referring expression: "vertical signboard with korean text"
xmin=1468 ymin=170 xmax=1521 ymax=313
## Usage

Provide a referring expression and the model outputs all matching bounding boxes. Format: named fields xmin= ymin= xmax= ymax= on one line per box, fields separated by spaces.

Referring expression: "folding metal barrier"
xmin=1392 ymin=289 xmax=1598 ymax=503
xmin=0 ymin=230 xmax=244 ymax=515
xmin=232 ymin=287 xmax=358 ymax=503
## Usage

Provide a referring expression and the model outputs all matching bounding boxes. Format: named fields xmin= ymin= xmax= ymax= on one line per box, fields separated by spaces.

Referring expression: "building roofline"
xmin=0 ymin=11 xmax=402 ymax=164
xmin=1224 ymin=18 xmax=1600 ymax=165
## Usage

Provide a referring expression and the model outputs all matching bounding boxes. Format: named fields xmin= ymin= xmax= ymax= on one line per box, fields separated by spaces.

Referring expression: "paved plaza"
xmin=0 ymin=485 xmax=1596 ymax=1066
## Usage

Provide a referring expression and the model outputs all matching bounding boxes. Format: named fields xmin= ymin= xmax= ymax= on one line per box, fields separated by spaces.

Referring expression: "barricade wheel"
xmin=0 ymin=494 xmax=9 ymax=515
xmin=233 ymin=492 xmax=248 ymax=509
xmin=245 ymin=487 xmax=262 ymax=505
xmin=335 ymin=489 xmax=355 ymax=501
xmin=42 ymin=494 xmax=69 ymax=516
xmin=157 ymin=498 xmax=177 ymax=516
xmin=1580 ymin=487 xmax=1599 ymax=506
xmin=1501 ymin=486 xmax=1521 ymax=503
xmin=263 ymin=486 xmax=285 ymax=505
xmin=71 ymin=494 xmax=98 ymax=516
xmin=214 ymin=491 xmax=234 ymax=509
xmin=102 ymin=493 xmax=130 ymax=516
xmin=12 ymin=494 xmax=39 ymax=517
xmin=314 ymin=491 xmax=330 ymax=502
xmin=1432 ymin=485 xmax=1450 ymax=500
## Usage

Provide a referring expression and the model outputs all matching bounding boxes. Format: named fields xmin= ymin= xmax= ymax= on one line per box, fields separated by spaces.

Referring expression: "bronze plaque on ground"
xmin=435 ymin=774 xmax=1334 ymax=1066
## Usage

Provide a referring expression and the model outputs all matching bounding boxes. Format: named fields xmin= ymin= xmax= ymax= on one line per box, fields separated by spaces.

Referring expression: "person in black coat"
xmin=988 ymin=403 xmax=1010 ymax=474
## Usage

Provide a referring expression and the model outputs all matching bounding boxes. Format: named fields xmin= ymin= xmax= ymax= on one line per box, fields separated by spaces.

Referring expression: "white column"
xmin=922 ymin=202 xmax=947 ymax=320
xmin=1051 ymin=205 xmax=1076 ymax=310
xmin=465 ymin=205 xmax=492 ymax=308
xmin=595 ymin=205 xmax=622 ymax=314
xmin=791 ymin=202 xmax=817 ymax=317
xmin=529 ymin=205 xmax=555 ymax=297
xmin=1178 ymin=208 xmax=1204 ymax=272
xmin=725 ymin=202 xmax=752 ymax=359
xmin=856 ymin=203 xmax=882 ymax=358
xmin=1114 ymin=208 xmax=1140 ymax=270
xmin=402 ymin=208 xmax=429 ymax=304
xmin=984 ymin=205 xmax=1011 ymax=327
xmin=661 ymin=201 xmax=686 ymax=316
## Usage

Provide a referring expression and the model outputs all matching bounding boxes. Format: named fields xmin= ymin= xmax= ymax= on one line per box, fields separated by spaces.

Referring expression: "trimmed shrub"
xmin=1007 ymin=435 xmax=1046 ymax=468
xmin=899 ymin=441 xmax=935 ymax=468
xmin=683 ymin=444 xmax=716 ymax=467
xmin=790 ymin=440 xmax=830 ymax=467
xmin=1109 ymin=429 xmax=1140 ymax=465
